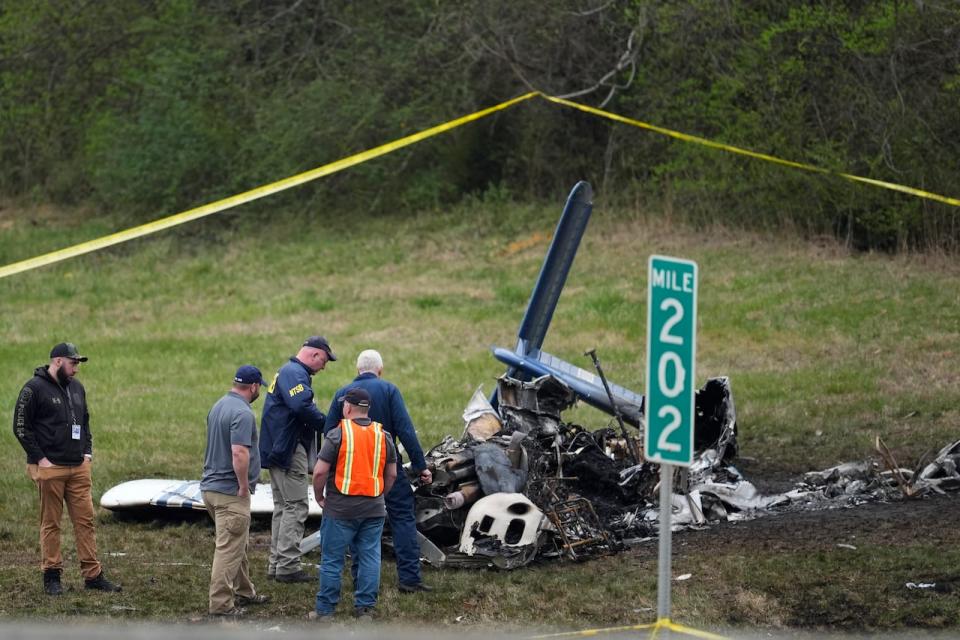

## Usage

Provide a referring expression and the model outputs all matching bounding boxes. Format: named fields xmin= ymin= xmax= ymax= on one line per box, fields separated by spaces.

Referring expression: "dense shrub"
xmin=0 ymin=1 xmax=957 ymax=250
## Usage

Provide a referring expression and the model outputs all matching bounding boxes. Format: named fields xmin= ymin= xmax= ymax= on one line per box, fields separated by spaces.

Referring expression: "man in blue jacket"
xmin=324 ymin=349 xmax=433 ymax=593
xmin=260 ymin=336 xmax=336 ymax=583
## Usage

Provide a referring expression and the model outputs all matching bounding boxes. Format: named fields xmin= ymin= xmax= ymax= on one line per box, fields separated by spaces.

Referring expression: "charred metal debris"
xmin=413 ymin=373 xmax=738 ymax=569
xmin=413 ymin=373 xmax=958 ymax=570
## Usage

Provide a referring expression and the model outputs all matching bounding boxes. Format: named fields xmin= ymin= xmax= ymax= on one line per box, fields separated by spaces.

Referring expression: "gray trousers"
xmin=268 ymin=444 xmax=309 ymax=576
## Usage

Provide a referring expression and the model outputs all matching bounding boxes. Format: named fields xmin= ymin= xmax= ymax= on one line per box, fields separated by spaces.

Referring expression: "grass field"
xmin=0 ymin=197 xmax=958 ymax=631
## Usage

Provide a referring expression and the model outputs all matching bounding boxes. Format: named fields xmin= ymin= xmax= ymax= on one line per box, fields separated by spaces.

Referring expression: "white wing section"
xmin=100 ymin=479 xmax=322 ymax=517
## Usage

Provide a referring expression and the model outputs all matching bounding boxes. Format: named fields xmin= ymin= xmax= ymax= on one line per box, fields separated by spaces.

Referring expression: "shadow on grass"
xmin=104 ymin=509 xmax=322 ymax=533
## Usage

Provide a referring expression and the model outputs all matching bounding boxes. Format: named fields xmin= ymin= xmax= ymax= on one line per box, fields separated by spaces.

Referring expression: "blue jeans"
xmin=350 ymin=465 xmax=422 ymax=587
xmin=315 ymin=515 xmax=385 ymax=615
xmin=385 ymin=470 xmax=422 ymax=586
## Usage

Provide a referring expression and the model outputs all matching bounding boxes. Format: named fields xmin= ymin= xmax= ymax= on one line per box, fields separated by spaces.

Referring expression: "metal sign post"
xmin=646 ymin=255 xmax=698 ymax=629
xmin=657 ymin=463 xmax=674 ymax=623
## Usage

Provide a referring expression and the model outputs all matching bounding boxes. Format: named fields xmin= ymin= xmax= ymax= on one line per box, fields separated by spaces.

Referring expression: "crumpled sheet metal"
xmin=462 ymin=385 xmax=503 ymax=441
xmin=791 ymin=460 xmax=914 ymax=505
xmin=496 ymin=373 xmax=575 ymax=436
xmin=918 ymin=439 xmax=960 ymax=492
xmin=693 ymin=377 xmax=738 ymax=462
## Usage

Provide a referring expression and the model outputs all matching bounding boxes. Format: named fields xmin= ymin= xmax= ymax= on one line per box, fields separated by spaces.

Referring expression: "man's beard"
xmin=56 ymin=367 xmax=71 ymax=386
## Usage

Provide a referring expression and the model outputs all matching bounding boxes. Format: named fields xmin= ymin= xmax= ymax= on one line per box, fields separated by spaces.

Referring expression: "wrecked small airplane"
xmin=413 ymin=374 xmax=740 ymax=568
xmin=412 ymin=181 xmax=741 ymax=568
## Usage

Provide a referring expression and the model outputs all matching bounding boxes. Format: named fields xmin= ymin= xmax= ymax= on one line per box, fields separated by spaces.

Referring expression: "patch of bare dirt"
xmin=630 ymin=490 xmax=959 ymax=560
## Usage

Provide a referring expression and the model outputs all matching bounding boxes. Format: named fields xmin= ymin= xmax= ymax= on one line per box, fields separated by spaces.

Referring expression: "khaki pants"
xmin=203 ymin=490 xmax=256 ymax=614
xmin=28 ymin=461 xmax=101 ymax=579
xmin=268 ymin=444 xmax=309 ymax=576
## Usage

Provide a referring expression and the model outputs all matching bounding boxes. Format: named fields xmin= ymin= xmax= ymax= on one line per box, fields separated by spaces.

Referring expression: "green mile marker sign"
xmin=645 ymin=255 xmax=698 ymax=466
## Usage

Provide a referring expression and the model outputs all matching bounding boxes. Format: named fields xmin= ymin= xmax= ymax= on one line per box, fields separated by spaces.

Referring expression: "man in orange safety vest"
xmin=310 ymin=387 xmax=397 ymax=621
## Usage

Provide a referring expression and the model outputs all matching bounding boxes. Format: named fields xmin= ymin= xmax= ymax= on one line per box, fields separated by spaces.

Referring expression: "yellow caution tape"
xmin=540 ymin=94 xmax=960 ymax=207
xmin=529 ymin=622 xmax=657 ymax=638
xmin=529 ymin=618 xmax=728 ymax=640
xmin=0 ymin=92 xmax=539 ymax=281
xmin=2 ymin=89 xmax=957 ymax=281
xmin=660 ymin=618 xmax=729 ymax=640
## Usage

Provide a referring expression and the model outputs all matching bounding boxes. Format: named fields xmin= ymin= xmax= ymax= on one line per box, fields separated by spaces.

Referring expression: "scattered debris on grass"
xmin=413 ymin=371 xmax=959 ymax=570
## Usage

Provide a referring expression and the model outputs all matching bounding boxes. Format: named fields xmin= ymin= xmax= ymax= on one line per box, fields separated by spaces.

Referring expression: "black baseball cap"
xmin=50 ymin=342 xmax=88 ymax=362
xmin=303 ymin=335 xmax=337 ymax=361
xmin=341 ymin=387 xmax=371 ymax=408
xmin=234 ymin=364 xmax=268 ymax=386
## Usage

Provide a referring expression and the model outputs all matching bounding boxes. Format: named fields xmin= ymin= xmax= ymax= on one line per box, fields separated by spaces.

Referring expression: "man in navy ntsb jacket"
xmin=260 ymin=335 xmax=336 ymax=583
xmin=325 ymin=348 xmax=433 ymax=593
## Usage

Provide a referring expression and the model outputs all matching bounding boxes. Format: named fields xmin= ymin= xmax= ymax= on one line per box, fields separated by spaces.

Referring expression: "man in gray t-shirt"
xmin=200 ymin=365 xmax=270 ymax=617
xmin=201 ymin=392 xmax=261 ymax=495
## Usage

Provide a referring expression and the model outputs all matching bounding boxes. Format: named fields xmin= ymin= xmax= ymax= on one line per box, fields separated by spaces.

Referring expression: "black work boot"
xmin=43 ymin=569 xmax=63 ymax=596
xmin=84 ymin=571 xmax=122 ymax=592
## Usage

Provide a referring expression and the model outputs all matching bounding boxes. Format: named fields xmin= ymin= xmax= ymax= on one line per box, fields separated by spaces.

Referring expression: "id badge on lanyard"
xmin=66 ymin=388 xmax=81 ymax=440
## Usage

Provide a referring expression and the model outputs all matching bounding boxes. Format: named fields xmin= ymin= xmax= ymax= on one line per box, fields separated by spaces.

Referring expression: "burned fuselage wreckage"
xmin=412 ymin=182 xmax=741 ymax=569
xmin=414 ymin=374 xmax=738 ymax=569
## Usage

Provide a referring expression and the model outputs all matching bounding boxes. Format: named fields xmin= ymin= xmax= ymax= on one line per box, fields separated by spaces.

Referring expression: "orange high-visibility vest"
xmin=334 ymin=419 xmax=388 ymax=497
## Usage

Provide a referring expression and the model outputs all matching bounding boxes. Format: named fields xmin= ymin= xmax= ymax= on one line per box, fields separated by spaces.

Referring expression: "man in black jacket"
xmin=13 ymin=342 xmax=121 ymax=596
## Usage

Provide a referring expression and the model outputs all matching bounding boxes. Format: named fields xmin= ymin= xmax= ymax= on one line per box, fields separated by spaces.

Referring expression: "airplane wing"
xmin=492 ymin=347 xmax=644 ymax=426
xmin=491 ymin=180 xmax=643 ymax=423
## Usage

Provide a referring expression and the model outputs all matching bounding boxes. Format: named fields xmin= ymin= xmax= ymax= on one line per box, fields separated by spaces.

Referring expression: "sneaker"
xmin=210 ymin=606 xmax=246 ymax=618
xmin=43 ymin=569 xmax=63 ymax=596
xmin=236 ymin=593 xmax=270 ymax=606
xmin=84 ymin=571 xmax=122 ymax=592
xmin=275 ymin=569 xmax=313 ymax=583
xmin=353 ymin=606 xmax=375 ymax=621
xmin=398 ymin=582 xmax=432 ymax=593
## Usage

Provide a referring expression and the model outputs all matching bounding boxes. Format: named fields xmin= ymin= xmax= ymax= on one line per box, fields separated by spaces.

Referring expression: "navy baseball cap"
xmin=50 ymin=342 xmax=88 ymax=362
xmin=303 ymin=335 xmax=337 ymax=361
xmin=234 ymin=365 xmax=268 ymax=386
xmin=341 ymin=387 xmax=371 ymax=408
